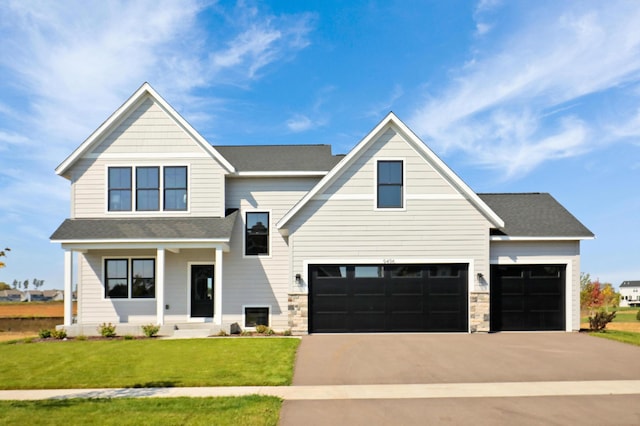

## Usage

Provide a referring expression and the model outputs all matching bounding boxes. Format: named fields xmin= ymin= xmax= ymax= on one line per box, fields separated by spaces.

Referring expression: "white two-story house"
xmin=51 ymin=83 xmax=594 ymax=336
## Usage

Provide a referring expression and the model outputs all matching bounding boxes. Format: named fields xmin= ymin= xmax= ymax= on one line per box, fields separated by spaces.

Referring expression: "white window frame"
xmin=102 ymin=256 xmax=157 ymax=301
xmin=242 ymin=305 xmax=271 ymax=329
xmin=374 ymin=158 xmax=406 ymax=211
xmin=105 ymin=164 xmax=191 ymax=215
xmin=243 ymin=210 xmax=272 ymax=258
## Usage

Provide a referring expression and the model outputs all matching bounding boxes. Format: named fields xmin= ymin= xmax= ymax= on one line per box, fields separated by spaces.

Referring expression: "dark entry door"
xmin=191 ymin=265 xmax=214 ymax=318
xmin=490 ymin=264 xmax=565 ymax=331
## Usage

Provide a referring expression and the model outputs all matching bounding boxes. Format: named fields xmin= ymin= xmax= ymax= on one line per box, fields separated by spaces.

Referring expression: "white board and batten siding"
xmin=490 ymin=240 xmax=581 ymax=331
xmin=70 ymin=96 xmax=227 ymax=219
xmin=222 ymin=177 xmax=319 ymax=330
xmin=286 ymin=128 xmax=493 ymax=291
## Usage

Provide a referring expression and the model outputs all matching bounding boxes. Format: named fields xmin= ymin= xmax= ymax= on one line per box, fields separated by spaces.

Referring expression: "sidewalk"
xmin=2 ymin=380 xmax=640 ymax=401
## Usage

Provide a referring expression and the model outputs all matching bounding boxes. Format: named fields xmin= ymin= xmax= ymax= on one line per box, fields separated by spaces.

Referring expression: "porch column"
xmin=156 ymin=248 xmax=165 ymax=325
xmin=63 ymin=250 xmax=73 ymax=326
xmin=214 ymin=247 xmax=223 ymax=325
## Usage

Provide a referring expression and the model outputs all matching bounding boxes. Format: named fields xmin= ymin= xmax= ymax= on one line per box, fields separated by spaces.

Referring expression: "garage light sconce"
xmin=295 ymin=273 xmax=302 ymax=284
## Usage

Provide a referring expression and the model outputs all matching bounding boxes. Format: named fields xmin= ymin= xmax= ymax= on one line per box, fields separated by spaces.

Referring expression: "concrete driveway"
xmin=281 ymin=333 xmax=640 ymax=425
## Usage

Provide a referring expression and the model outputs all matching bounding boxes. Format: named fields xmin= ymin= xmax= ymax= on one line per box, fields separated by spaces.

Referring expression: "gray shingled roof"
xmin=620 ymin=280 xmax=640 ymax=288
xmin=213 ymin=145 xmax=343 ymax=172
xmin=50 ymin=211 xmax=238 ymax=241
xmin=479 ymin=193 xmax=594 ymax=238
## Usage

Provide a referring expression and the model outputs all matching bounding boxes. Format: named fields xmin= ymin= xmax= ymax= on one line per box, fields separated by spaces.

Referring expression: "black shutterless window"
xmin=245 ymin=212 xmax=269 ymax=255
xmin=108 ymin=167 xmax=132 ymax=211
xmin=136 ymin=167 xmax=159 ymax=211
xmin=377 ymin=160 xmax=403 ymax=208
xmin=164 ymin=166 xmax=187 ymax=211
xmin=131 ymin=259 xmax=155 ymax=298
xmin=105 ymin=259 xmax=128 ymax=298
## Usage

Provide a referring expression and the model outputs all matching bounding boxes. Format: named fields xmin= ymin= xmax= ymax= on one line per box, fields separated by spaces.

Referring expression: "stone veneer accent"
xmin=288 ymin=293 xmax=308 ymax=334
xmin=469 ymin=291 xmax=490 ymax=332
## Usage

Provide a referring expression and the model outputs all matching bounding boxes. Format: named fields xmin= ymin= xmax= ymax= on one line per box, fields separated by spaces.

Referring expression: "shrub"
xmin=38 ymin=329 xmax=52 ymax=339
xmin=283 ymin=329 xmax=292 ymax=336
xmin=76 ymin=335 xmax=87 ymax=341
xmin=51 ymin=328 xmax=67 ymax=340
xmin=255 ymin=324 xmax=269 ymax=334
xmin=123 ymin=334 xmax=134 ymax=340
xmin=141 ymin=324 xmax=160 ymax=338
xmin=217 ymin=329 xmax=228 ymax=336
xmin=240 ymin=330 xmax=252 ymax=336
xmin=636 ymin=310 xmax=640 ymax=321
xmin=98 ymin=322 xmax=117 ymax=338
xmin=589 ymin=310 xmax=617 ymax=331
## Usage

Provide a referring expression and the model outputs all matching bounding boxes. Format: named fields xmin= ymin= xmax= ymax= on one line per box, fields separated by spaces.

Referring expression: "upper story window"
xmin=108 ymin=167 xmax=132 ymax=211
xmin=245 ymin=212 xmax=269 ymax=256
xmin=107 ymin=166 xmax=187 ymax=212
xmin=164 ymin=166 xmax=187 ymax=211
xmin=136 ymin=167 xmax=159 ymax=211
xmin=377 ymin=160 xmax=403 ymax=208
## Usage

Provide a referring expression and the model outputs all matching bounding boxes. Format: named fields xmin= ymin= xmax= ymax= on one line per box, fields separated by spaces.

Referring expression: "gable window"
xmin=105 ymin=259 xmax=128 ymax=298
xmin=377 ymin=160 xmax=403 ymax=208
xmin=245 ymin=307 xmax=269 ymax=327
xmin=105 ymin=258 xmax=156 ymax=299
xmin=245 ymin=212 xmax=269 ymax=256
xmin=108 ymin=167 xmax=132 ymax=211
xmin=164 ymin=166 xmax=187 ymax=211
xmin=136 ymin=167 xmax=159 ymax=211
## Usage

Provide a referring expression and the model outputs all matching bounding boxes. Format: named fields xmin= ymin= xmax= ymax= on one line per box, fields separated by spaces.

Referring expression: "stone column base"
xmin=288 ymin=293 xmax=308 ymax=334
xmin=470 ymin=291 xmax=490 ymax=332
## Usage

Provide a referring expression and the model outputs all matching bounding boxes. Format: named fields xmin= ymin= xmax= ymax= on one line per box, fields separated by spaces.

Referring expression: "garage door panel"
xmin=312 ymin=313 xmax=349 ymax=332
xmin=309 ymin=263 xmax=468 ymax=333
xmin=491 ymin=264 xmax=565 ymax=332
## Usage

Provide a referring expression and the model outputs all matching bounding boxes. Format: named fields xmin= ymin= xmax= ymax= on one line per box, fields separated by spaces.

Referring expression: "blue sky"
xmin=1 ymin=0 xmax=639 ymax=289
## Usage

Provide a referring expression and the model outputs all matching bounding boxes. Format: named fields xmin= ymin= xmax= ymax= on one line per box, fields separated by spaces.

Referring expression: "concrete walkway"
xmin=2 ymin=379 xmax=640 ymax=401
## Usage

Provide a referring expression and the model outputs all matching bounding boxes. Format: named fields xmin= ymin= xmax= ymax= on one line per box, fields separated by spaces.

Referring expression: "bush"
xmin=141 ymin=324 xmax=160 ymax=338
xmin=123 ymin=334 xmax=134 ymax=340
xmin=283 ymin=329 xmax=292 ymax=336
xmin=217 ymin=329 xmax=228 ymax=336
xmin=38 ymin=329 xmax=52 ymax=339
xmin=98 ymin=322 xmax=117 ymax=338
xmin=76 ymin=335 xmax=87 ymax=341
xmin=636 ymin=310 xmax=640 ymax=321
xmin=255 ymin=324 xmax=269 ymax=334
xmin=51 ymin=328 xmax=67 ymax=340
xmin=589 ymin=310 xmax=617 ymax=331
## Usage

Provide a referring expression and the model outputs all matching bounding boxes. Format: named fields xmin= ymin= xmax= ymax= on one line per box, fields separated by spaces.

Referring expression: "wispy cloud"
xmin=409 ymin=1 xmax=640 ymax=179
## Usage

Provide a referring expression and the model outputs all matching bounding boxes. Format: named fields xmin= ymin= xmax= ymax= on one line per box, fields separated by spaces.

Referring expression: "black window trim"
xmin=104 ymin=257 xmax=157 ymax=300
xmin=136 ymin=166 xmax=160 ymax=211
xmin=244 ymin=306 xmax=270 ymax=328
xmin=163 ymin=166 xmax=188 ymax=211
xmin=376 ymin=159 xmax=404 ymax=209
xmin=108 ymin=167 xmax=132 ymax=212
xmin=244 ymin=211 xmax=270 ymax=257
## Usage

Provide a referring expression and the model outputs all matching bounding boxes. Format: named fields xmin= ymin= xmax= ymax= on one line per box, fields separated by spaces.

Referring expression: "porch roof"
xmin=50 ymin=211 xmax=238 ymax=243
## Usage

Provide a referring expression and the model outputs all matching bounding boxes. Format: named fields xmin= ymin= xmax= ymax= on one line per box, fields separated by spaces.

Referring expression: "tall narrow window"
xmin=132 ymin=259 xmax=155 ymax=298
xmin=164 ymin=166 xmax=187 ymax=211
xmin=108 ymin=167 xmax=132 ymax=211
xmin=245 ymin=212 xmax=269 ymax=255
xmin=136 ymin=167 xmax=159 ymax=211
xmin=377 ymin=160 xmax=403 ymax=208
xmin=105 ymin=259 xmax=128 ymax=298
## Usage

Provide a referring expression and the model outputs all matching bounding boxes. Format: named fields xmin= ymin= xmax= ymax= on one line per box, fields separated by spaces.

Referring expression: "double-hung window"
xmin=108 ymin=168 xmax=132 ymax=211
xmin=245 ymin=212 xmax=269 ymax=256
xmin=164 ymin=166 xmax=187 ymax=211
xmin=377 ymin=160 xmax=403 ymax=208
xmin=105 ymin=258 xmax=156 ymax=299
xmin=136 ymin=167 xmax=159 ymax=211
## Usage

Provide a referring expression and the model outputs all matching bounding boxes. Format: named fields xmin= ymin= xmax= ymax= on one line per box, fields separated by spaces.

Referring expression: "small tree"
xmin=0 ymin=282 xmax=10 ymax=290
xmin=12 ymin=279 xmax=18 ymax=289
xmin=583 ymin=278 xmax=619 ymax=331
xmin=23 ymin=279 xmax=29 ymax=291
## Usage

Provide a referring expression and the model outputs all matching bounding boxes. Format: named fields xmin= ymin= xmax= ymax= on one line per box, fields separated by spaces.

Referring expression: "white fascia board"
xmin=490 ymin=236 xmax=596 ymax=241
xmin=276 ymin=112 xmax=505 ymax=230
xmin=56 ymin=240 xmax=231 ymax=252
xmin=276 ymin=112 xmax=399 ymax=229
xmin=55 ymin=82 xmax=235 ymax=178
xmin=232 ymin=171 xmax=328 ymax=177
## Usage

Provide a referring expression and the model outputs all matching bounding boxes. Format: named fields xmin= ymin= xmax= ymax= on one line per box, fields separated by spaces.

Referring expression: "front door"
xmin=191 ymin=264 xmax=214 ymax=318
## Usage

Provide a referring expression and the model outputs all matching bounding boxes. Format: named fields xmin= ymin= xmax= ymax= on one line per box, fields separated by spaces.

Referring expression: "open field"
xmin=581 ymin=308 xmax=640 ymax=332
xmin=0 ymin=301 xmax=76 ymax=318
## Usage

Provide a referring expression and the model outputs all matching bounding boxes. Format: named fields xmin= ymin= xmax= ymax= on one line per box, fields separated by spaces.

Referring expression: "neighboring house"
xmin=21 ymin=290 xmax=46 ymax=302
xmin=43 ymin=290 xmax=64 ymax=301
xmin=620 ymin=281 xmax=640 ymax=307
xmin=0 ymin=289 xmax=22 ymax=302
xmin=50 ymin=83 xmax=594 ymax=336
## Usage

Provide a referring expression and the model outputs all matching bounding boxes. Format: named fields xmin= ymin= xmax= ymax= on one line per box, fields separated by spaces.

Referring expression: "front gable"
xmin=277 ymin=112 xmax=504 ymax=232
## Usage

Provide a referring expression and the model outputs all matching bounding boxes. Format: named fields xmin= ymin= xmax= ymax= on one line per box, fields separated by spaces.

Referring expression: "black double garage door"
xmin=309 ymin=263 xmax=566 ymax=333
xmin=309 ymin=264 xmax=469 ymax=333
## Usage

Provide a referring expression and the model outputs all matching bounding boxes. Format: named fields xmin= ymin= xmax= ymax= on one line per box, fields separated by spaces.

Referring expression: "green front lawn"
xmin=0 ymin=338 xmax=299 ymax=389
xmin=0 ymin=396 xmax=281 ymax=426
xmin=589 ymin=330 xmax=640 ymax=347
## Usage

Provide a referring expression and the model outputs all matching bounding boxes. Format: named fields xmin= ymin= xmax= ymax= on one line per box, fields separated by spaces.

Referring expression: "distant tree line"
xmin=9 ymin=279 xmax=46 ymax=291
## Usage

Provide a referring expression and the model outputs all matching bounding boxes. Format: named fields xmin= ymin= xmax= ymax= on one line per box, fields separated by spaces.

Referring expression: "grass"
xmin=580 ymin=308 xmax=639 ymax=324
xmin=589 ymin=330 xmax=640 ymax=347
xmin=0 ymin=338 xmax=299 ymax=389
xmin=0 ymin=396 xmax=281 ymax=425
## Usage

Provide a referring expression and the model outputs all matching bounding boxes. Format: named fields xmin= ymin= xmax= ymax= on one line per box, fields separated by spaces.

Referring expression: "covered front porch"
xmin=50 ymin=214 xmax=237 ymax=336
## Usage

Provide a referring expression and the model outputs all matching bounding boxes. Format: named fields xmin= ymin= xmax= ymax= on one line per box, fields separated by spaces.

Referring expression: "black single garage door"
xmin=490 ymin=264 xmax=566 ymax=332
xmin=309 ymin=264 xmax=468 ymax=333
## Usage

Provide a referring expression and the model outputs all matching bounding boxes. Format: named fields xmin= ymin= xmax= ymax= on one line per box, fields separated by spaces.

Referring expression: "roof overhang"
xmin=54 ymin=240 xmax=231 ymax=252
xmin=490 ymin=236 xmax=596 ymax=241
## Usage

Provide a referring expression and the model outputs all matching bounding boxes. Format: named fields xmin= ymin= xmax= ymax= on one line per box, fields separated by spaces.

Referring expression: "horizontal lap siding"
xmin=490 ymin=241 xmax=581 ymax=331
xmin=223 ymin=177 xmax=318 ymax=330
xmin=71 ymin=96 xmax=226 ymax=218
xmin=289 ymin=127 xmax=491 ymax=291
